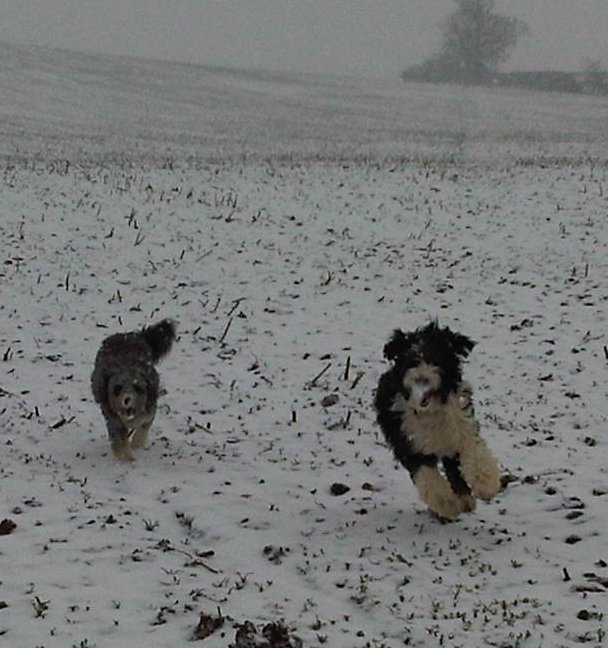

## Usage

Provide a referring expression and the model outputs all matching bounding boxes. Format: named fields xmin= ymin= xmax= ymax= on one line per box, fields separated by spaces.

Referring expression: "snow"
xmin=1 ymin=42 xmax=607 ymax=647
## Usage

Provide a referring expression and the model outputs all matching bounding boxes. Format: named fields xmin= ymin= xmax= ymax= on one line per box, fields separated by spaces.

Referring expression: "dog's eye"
xmin=112 ymin=384 xmax=123 ymax=396
xmin=133 ymin=383 xmax=144 ymax=395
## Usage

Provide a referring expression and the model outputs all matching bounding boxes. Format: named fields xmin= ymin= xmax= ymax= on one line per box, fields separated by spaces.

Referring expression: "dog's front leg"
xmin=458 ymin=439 xmax=501 ymax=501
xmin=442 ymin=457 xmax=476 ymax=513
xmin=412 ymin=464 xmax=464 ymax=521
xmin=130 ymin=422 xmax=151 ymax=450
xmin=106 ymin=418 xmax=135 ymax=462
xmin=129 ymin=409 xmax=155 ymax=450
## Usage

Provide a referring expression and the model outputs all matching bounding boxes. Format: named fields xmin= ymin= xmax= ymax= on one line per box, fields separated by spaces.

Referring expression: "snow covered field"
xmin=1 ymin=43 xmax=607 ymax=647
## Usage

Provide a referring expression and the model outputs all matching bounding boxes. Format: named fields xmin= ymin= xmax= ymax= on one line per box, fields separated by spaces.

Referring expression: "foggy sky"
xmin=1 ymin=1 xmax=606 ymax=79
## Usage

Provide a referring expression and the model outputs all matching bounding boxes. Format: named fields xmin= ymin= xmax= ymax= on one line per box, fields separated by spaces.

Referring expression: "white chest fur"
xmin=392 ymin=389 xmax=478 ymax=458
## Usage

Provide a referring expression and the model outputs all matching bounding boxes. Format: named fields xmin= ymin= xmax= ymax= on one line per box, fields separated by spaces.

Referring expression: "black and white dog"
xmin=91 ymin=319 xmax=176 ymax=461
xmin=374 ymin=321 xmax=501 ymax=520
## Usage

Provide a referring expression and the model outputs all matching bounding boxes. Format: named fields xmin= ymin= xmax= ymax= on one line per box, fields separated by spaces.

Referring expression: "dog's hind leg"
xmin=412 ymin=465 xmax=463 ymax=521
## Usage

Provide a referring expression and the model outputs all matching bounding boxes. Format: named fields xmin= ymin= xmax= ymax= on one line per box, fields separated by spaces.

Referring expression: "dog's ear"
xmin=383 ymin=329 xmax=412 ymax=361
xmin=446 ymin=329 xmax=476 ymax=358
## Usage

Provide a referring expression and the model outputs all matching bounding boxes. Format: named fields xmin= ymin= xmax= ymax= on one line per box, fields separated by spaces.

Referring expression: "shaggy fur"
xmin=374 ymin=321 xmax=501 ymax=520
xmin=91 ymin=319 xmax=176 ymax=461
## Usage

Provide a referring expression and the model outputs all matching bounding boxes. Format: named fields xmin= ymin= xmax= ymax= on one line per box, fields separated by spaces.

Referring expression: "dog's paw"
xmin=129 ymin=435 xmax=147 ymax=450
xmin=111 ymin=441 xmax=135 ymax=462
xmin=414 ymin=465 xmax=463 ymax=520
xmin=114 ymin=450 xmax=136 ymax=462
xmin=427 ymin=493 xmax=463 ymax=521
xmin=460 ymin=445 xmax=501 ymax=501
xmin=458 ymin=494 xmax=477 ymax=513
xmin=470 ymin=470 xmax=501 ymax=501
xmin=428 ymin=493 xmax=475 ymax=521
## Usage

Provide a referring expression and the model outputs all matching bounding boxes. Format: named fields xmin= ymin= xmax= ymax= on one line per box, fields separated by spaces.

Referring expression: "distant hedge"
xmin=401 ymin=65 xmax=608 ymax=95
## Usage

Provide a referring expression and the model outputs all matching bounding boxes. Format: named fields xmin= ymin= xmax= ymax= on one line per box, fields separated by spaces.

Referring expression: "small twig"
xmin=308 ymin=363 xmax=331 ymax=387
xmin=173 ymin=547 xmax=221 ymax=574
xmin=350 ymin=370 xmax=365 ymax=390
xmin=219 ymin=318 xmax=233 ymax=345
xmin=328 ymin=409 xmax=352 ymax=430
xmin=127 ymin=208 xmax=137 ymax=228
xmin=50 ymin=415 xmax=76 ymax=430
xmin=197 ymin=248 xmax=214 ymax=262
xmin=342 ymin=410 xmax=351 ymax=428
xmin=210 ymin=295 xmax=222 ymax=313
xmin=603 ymin=345 xmax=608 ymax=361
xmin=227 ymin=298 xmax=245 ymax=317
xmin=343 ymin=356 xmax=351 ymax=381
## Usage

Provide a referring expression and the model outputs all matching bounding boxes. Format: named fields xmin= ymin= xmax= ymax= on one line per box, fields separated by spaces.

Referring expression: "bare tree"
xmin=439 ymin=0 xmax=530 ymax=80
xmin=402 ymin=0 xmax=529 ymax=84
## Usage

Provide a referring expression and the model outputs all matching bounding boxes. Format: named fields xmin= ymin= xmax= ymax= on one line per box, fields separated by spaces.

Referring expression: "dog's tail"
xmin=142 ymin=319 xmax=176 ymax=362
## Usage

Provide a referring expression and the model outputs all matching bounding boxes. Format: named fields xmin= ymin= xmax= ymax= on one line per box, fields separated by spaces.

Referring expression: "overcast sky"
xmin=1 ymin=1 xmax=607 ymax=79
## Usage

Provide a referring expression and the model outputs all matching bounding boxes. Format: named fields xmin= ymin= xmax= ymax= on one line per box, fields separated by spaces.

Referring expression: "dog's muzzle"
xmin=119 ymin=395 xmax=138 ymax=421
xmin=411 ymin=382 xmax=434 ymax=414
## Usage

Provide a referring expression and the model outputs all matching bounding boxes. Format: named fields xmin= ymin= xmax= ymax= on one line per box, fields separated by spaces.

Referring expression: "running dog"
xmin=374 ymin=321 xmax=501 ymax=520
xmin=91 ymin=319 xmax=176 ymax=460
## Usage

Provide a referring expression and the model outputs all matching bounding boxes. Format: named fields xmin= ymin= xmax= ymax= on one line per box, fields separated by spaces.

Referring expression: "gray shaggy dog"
xmin=91 ymin=319 xmax=176 ymax=460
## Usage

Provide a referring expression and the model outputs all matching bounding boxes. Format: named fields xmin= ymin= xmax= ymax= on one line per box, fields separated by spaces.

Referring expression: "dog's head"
xmin=107 ymin=370 xmax=153 ymax=426
xmin=384 ymin=321 xmax=475 ymax=412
